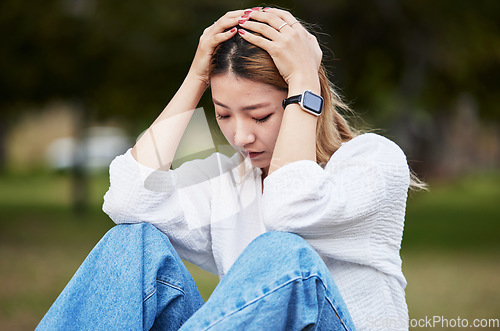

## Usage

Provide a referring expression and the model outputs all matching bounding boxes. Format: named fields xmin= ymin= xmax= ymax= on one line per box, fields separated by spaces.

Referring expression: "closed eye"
xmin=254 ymin=114 xmax=272 ymax=123
xmin=216 ymin=114 xmax=229 ymax=120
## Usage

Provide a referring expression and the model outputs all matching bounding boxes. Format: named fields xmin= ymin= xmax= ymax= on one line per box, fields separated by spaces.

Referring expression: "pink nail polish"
xmin=230 ymin=27 xmax=236 ymax=33
xmin=263 ymin=7 xmax=271 ymax=11
xmin=238 ymin=29 xmax=245 ymax=35
xmin=252 ymin=7 xmax=262 ymax=10
xmin=238 ymin=19 xmax=247 ymax=25
xmin=241 ymin=13 xmax=249 ymax=18
xmin=244 ymin=10 xmax=252 ymax=15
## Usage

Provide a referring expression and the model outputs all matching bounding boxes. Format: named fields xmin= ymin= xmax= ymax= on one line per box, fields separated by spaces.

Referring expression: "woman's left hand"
xmin=237 ymin=8 xmax=323 ymax=92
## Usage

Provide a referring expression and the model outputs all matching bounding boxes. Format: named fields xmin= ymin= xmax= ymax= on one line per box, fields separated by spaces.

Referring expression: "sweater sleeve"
xmin=102 ymin=149 xmax=218 ymax=274
xmin=262 ymin=133 xmax=410 ymax=267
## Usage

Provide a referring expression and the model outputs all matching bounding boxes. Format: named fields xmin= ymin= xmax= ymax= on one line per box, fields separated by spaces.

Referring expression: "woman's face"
xmin=210 ymin=73 xmax=286 ymax=173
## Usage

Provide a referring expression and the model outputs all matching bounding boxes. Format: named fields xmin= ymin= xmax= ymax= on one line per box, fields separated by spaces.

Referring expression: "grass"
xmin=403 ymin=251 xmax=500 ymax=323
xmin=0 ymin=170 xmax=499 ymax=330
xmin=402 ymin=171 xmax=500 ymax=251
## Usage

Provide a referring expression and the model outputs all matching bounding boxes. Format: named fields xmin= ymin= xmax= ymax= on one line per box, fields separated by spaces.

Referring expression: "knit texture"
xmin=103 ymin=133 xmax=410 ymax=330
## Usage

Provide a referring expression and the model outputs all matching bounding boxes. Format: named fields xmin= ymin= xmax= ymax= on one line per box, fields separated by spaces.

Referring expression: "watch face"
xmin=302 ymin=90 xmax=324 ymax=115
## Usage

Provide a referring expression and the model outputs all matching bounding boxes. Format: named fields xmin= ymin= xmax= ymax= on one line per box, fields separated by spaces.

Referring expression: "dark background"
xmin=1 ymin=1 xmax=499 ymax=329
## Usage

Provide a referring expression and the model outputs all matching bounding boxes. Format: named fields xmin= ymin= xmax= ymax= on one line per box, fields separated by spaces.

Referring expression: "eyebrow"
xmin=213 ymin=99 xmax=271 ymax=111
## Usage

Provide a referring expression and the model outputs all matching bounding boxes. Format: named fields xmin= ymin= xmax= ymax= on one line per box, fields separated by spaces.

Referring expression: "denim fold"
xmin=37 ymin=224 xmax=354 ymax=330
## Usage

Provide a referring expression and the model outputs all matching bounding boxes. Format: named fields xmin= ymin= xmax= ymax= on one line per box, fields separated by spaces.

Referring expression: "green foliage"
xmin=319 ymin=0 xmax=500 ymax=123
xmin=1 ymin=0 xmax=499 ymax=127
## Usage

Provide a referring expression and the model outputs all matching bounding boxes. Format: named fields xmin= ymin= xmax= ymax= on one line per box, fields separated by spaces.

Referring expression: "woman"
xmin=38 ymin=7 xmax=415 ymax=330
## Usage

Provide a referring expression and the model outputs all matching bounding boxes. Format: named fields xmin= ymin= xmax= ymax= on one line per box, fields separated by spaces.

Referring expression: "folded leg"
xmin=37 ymin=223 xmax=204 ymax=330
xmin=180 ymin=231 xmax=354 ymax=330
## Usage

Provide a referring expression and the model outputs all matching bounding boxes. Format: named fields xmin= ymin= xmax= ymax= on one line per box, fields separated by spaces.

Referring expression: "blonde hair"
xmin=209 ymin=31 xmax=425 ymax=190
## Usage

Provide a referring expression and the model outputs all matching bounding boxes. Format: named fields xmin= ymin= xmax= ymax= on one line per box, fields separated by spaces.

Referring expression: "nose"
xmin=233 ymin=122 xmax=256 ymax=148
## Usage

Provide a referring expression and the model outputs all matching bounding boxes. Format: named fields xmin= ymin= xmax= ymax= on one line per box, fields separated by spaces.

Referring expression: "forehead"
xmin=210 ymin=73 xmax=286 ymax=107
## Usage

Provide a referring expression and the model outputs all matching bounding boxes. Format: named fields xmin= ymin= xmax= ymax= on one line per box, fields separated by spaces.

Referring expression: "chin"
xmin=250 ymin=159 xmax=269 ymax=169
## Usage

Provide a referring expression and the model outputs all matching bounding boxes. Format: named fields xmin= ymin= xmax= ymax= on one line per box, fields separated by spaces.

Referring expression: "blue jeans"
xmin=37 ymin=223 xmax=355 ymax=330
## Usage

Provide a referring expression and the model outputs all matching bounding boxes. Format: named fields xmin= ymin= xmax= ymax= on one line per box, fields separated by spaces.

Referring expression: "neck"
xmin=261 ymin=166 xmax=269 ymax=180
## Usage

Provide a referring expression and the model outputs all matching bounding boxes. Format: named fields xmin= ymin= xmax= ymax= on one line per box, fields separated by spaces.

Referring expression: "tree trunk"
xmin=0 ymin=118 xmax=7 ymax=173
xmin=72 ymin=102 xmax=88 ymax=216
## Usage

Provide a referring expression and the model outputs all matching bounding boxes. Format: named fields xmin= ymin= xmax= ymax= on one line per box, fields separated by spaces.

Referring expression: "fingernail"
xmin=242 ymin=13 xmax=250 ymax=18
xmin=244 ymin=10 xmax=252 ymax=15
xmin=252 ymin=7 xmax=262 ymax=10
xmin=230 ymin=27 xmax=236 ymax=33
xmin=238 ymin=19 xmax=247 ymax=24
xmin=238 ymin=29 xmax=245 ymax=35
xmin=263 ymin=7 xmax=271 ymax=11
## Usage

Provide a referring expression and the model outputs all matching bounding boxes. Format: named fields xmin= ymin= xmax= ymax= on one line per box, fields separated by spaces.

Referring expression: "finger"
xmin=218 ymin=9 xmax=249 ymax=21
xmin=212 ymin=27 xmax=238 ymax=44
xmin=212 ymin=9 xmax=248 ymax=32
xmin=237 ymin=29 xmax=274 ymax=53
xmin=244 ymin=10 xmax=287 ymax=32
xmin=289 ymin=20 xmax=303 ymax=29
xmin=238 ymin=19 xmax=281 ymax=40
xmin=261 ymin=7 xmax=305 ymax=33
xmin=204 ymin=10 xmax=247 ymax=47
xmin=262 ymin=7 xmax=299 ymax=26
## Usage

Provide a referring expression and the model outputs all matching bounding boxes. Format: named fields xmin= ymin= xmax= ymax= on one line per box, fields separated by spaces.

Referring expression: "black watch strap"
xmin=282 ymin=94 xmax=302 ymax=109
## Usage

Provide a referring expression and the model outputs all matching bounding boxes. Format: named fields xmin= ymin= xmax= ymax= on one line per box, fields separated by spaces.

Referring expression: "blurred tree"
xmin=309 ymin=0 xmax=500 ymax=118
xmin=0 ymin=0 xmax=499 ymax=176
xmin=297 ymin=0 xmax=500 ymax=174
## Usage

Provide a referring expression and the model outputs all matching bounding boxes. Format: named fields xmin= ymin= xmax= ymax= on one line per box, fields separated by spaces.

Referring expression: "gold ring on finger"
xmin=278 ymin=22 xmax=288 ymax=31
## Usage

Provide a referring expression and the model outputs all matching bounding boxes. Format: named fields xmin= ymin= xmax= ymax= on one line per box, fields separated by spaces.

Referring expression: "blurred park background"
xmin=1 ymin=0 xmax=499 ymax=329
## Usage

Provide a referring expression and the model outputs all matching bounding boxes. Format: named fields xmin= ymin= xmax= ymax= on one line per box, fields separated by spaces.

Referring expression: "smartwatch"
xmin=282 ymin=90 xmax=324 ymax=116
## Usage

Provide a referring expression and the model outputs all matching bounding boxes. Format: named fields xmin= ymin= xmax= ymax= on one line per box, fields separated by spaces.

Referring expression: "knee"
xmin=249 ymin=231 xmax=321 ymax=265
xmin=105 ymin=223 xmax=161 ymax=239
xmin=253 ymin=231 xmax=308 ymax=248
xmin=237 ymin=231 xmax=330 ymax=282
xmin=101 ymin=223 xmax=173 ymax=252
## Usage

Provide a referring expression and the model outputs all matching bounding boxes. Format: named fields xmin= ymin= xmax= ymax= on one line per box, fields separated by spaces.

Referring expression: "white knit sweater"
xmin=103 ymin=133 xmax=410 ymax=330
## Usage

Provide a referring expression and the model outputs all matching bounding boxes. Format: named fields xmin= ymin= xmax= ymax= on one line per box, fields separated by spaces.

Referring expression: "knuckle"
xmin=283 ymin=33 xmax=295 ymax=44
xmin=202 ymin=27 xmax=210 ymax=36
xmin=211 ymin=34 xmax=221 ymax=44
xmin=273 ymin=46 xmax=283 ymax=57
xmin=224 ymin=10 xmax=241 ymax=19
xmin=288 ymin=28 xmax=299 ymax=38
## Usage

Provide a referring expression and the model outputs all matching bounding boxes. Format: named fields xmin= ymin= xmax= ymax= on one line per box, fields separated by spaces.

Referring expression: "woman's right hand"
xmin=188 ymin=10 xmax=246 ymax=87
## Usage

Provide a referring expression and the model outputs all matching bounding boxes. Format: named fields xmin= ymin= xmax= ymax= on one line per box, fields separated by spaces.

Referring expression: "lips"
xmin=248 ymin=151 xmax=264 ymax=159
